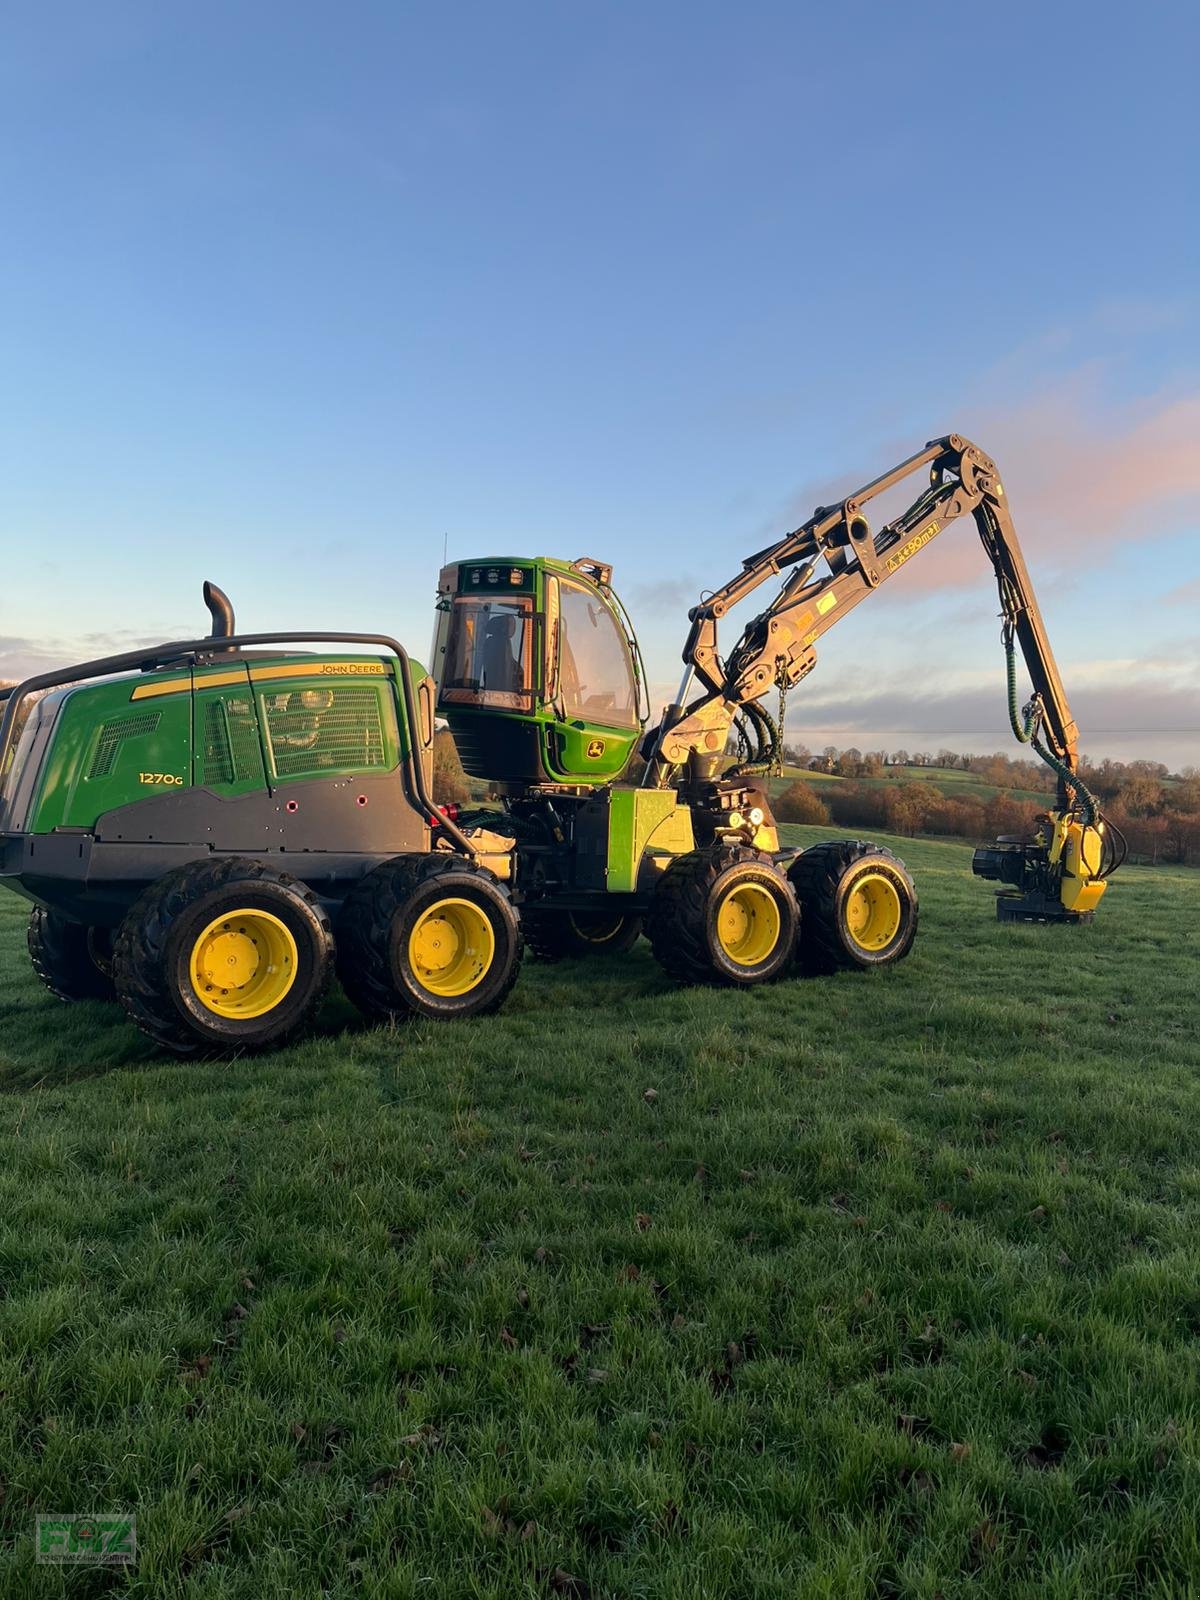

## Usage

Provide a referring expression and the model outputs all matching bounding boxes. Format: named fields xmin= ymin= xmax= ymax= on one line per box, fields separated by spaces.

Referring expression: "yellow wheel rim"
xmin=408 ymin=897 xmax=495 ymax=997
xmin=844 ymin=871 xmax=903 ymax=951
xmin=715 ymin=881 xmax=781 ymax=967
xmin=189 ymin=908 xmax=298 ymax=1019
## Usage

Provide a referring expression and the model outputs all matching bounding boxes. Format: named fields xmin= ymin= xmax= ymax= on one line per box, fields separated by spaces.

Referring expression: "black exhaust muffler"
xmin=202 ymin=581 xmax=236 ymax=653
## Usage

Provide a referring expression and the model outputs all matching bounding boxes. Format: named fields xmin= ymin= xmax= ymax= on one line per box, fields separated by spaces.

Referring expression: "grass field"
xmin=768 ymin=766 xmax=1054 ymax=808
xmin=2 ymin=830 xmax=1198 ymax=1598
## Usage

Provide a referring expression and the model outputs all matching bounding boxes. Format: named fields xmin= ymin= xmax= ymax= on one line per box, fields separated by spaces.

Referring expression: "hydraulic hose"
xmin=725 ymin=697 xmax=779 ymax=778
xmin=1031 ymin=734 xmax=1099 ymax=826
xmin=1004 ymin=630 xmax=1040 ymax=746
xmin=1002 ymin=626 xmax=1099 ymax=825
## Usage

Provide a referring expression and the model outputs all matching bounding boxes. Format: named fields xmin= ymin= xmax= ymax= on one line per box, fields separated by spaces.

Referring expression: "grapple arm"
xmin=640 ymin=435 xmax=1117 ymax=920
xmin=646 ymin=436 xmax=1080 ymax=778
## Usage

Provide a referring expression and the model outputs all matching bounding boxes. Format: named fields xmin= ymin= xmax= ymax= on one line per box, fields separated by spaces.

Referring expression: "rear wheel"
xmin=27 ymin=907 xmax=117 ymax=1001
xmin=337 ymin=854 xmax=522 ymax=1022
xmin=789 ymin=841 xmax=918 ymax=975
xmin=646 ymin=845 xmax=798 ymax=986
xmin=522 ymin=908 xmax=643 ymax=960
xmin=112 ymin=858 xmax=334 ymax=1056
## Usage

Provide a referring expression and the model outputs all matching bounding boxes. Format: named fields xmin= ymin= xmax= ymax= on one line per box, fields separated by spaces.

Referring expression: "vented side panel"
xmin=202 ymin=701 xmax=234 ymax=785
xmin=227 ymin=700 xmax=262 ymax=782
xmin=202 ymin=697 xmax=262 ymax=787
xmin=262 ymin=686 xmax=388 ymax=778
xmin=88 ymin=712 xmax=162 ymax=779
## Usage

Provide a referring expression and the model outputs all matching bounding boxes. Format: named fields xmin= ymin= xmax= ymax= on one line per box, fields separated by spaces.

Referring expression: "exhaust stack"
xmin=202 ymin=581 xmax=236 ymax=652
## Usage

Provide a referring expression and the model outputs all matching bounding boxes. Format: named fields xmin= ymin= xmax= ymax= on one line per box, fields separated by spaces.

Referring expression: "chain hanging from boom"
xmin=773 ymin=657 xmax=790 ymax=777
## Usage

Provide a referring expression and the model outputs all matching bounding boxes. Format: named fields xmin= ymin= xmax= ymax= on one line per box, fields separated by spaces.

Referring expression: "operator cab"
xmin=432 ymin=557 xmax=642 ymax=790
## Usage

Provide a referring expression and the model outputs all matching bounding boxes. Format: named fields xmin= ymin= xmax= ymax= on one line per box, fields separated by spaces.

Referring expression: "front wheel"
xmin=337 ymin=855 xmax=522 ymax=1022
xmin=647 ymin=845 xmax=798 ymax=987
xmin=112 ymin=858 xmax=334 ymax=1056
xmin=788 ymin=841 xmax=918 ymax=975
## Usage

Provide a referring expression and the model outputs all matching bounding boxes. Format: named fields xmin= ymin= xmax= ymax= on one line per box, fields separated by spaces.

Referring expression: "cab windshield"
xmin=557 ymin=580 xmax=637 ymax=728
xmin=441 ymin=596 xmax=534 ymax=710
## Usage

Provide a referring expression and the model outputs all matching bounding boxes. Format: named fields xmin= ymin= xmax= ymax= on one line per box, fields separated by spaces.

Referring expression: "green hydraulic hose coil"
xmin=1002 ymin=628 xmax=1098 ymax=824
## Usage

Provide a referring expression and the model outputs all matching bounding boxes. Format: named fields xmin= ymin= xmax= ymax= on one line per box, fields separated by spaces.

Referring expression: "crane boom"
xmin=642 ymin=434 xmax=1119 ymax=921
xmin=647 ymin=436 xmax=1069 ymax=772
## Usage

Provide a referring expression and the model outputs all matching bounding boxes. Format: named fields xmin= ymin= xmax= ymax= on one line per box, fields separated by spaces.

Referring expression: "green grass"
xmin=2 ymin=830 xmax=1199 ymax=1598
xmin=776 ymin=765 xmax=844 ymax=782
xmin=771 ymin=766 xmax=1052 ymax=807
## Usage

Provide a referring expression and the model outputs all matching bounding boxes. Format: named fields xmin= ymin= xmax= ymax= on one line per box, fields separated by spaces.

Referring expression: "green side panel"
xmin=394 ymin=658 xmax=429 ymax=764
xmin=605 ymin=787 xmax=695 ymax=893
xmin=28 ymin=652 xmax=425 ymax=831
xmin=544 ymin=721 xmax=638 ymax=785
xmin=29 ymin=679 xmax=193 ymax=833
xmin=393 ymin=657 xmax=429 ymax=744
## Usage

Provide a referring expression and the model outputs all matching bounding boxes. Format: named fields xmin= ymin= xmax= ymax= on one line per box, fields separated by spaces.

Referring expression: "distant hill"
xmin=768 ymin=763 xmax=1052 ymax=808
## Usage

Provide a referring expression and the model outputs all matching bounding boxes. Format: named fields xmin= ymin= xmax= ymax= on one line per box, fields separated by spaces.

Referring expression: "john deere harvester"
xmin=0 ymin=436 xmax=1120 ymax=1056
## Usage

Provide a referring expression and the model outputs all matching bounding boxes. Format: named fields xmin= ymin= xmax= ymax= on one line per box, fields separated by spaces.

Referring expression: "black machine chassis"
xmin=993 ymin=891 xmax=1094 ymax=925
xmin=471 ymin=779 xmax=802 ymax=920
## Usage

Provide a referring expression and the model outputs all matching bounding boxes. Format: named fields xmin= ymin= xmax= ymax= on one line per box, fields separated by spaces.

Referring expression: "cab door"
xmin=542 ymin=574 xmax=640 ymax=783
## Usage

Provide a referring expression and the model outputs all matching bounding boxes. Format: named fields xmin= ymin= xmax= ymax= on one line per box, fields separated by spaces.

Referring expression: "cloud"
xmin=766 ymin=374 xmax=1200 ymax=602
xmin=785 ymin=668 xmax=1200 ymax=771
xmin=978 ymin=381 xmax=1200 ymax=547
xmin=626 ymin=575 xmax=707 ymax=613
xmin=0 ymin=629 xmax=186 ymax=684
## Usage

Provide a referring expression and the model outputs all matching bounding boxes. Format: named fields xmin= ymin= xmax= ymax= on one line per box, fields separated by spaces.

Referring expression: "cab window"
xmin=441 ymin=597 xmax=534 ymax=710
xmin=558 ymin=580 xmax=636 ymax=728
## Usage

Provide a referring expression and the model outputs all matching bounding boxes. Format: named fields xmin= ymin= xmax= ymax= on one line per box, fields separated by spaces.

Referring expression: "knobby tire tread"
xmin=337 ymin=854 xmax=522 ymax=1022
xmin=113 ymin=856 xmax=333 ymax=1056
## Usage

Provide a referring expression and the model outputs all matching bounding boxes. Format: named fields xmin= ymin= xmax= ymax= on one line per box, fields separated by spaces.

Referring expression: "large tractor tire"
xmin=522 ymin=908 xmax=643 ymax=961
xmin=789 ymin=841 xmax=918 ymax=975
xmin=647 ymin=844 xmax=798 ymax=987
xmin=337 ymin=854 xmax=522 ymax=1023
xmin=112 ymin=857 xmax=334 ymax=1057
xmin=27 ymin=907 xmax=117 ymax=1002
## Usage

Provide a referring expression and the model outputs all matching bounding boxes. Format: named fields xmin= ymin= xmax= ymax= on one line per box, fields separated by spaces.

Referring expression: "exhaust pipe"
xmin=202 ymin=581 xmax=236 ymax=652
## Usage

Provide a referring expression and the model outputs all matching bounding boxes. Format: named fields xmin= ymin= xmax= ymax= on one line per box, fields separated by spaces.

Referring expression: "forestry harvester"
xmin=0 ymin=437 xmax=1121 ymax=1054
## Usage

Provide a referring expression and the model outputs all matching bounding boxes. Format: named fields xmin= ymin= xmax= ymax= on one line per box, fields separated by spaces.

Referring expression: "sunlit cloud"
xmin=1164 ymin=577 xmax=1200 ymax=607
xmin=765 ymin=374 xmax=1200 ymax=601
xmin=787 ymin=659 xmax=1200 ymax=771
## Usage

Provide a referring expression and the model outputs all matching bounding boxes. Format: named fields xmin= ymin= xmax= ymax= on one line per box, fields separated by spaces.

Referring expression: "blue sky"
xmin=2 ymin=1 xmax=1197 ymax=766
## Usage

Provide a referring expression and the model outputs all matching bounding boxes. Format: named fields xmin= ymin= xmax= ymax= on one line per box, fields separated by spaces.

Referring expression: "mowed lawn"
xmin=1 ymin=830 xmax=1198 ymax=1599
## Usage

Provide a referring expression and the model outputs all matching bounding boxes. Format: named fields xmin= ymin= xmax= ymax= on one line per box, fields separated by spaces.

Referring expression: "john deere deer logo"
xmin=586 ymin=739 xmax=605 ymax=759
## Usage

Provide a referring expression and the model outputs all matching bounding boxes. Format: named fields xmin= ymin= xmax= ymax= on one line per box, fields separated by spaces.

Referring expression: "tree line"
xmin=774 ymin=745 xmax=1200 ymax=866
